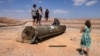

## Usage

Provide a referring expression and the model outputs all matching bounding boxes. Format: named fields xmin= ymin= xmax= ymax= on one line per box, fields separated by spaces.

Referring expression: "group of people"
xmin=31 ymin=4 xmax=49 ymax=25
xmin=32 ymin=4 xmax=91 ymax=56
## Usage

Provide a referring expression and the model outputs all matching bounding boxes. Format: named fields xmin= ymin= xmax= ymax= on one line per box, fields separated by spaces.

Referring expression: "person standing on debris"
xmin=80 ymin=20 xmax=91 ymax=56
xmin=45 ymin=9 xmax=49 ymax=21
xmin=31 ymin=4 xmax=37 ymax=25
xmin=36 ymin=9 xmax=40 ymax=25
xmin=38 ymin=7 xmax=43 ymax=25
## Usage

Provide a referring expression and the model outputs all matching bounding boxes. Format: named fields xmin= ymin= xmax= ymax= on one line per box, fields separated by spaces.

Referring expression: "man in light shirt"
xmin=31 ymin=4 xmax=37 ymax=25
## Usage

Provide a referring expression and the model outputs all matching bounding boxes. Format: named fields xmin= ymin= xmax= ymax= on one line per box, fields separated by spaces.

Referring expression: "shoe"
xmin=79 ymin=51 xmax=84 ymax=55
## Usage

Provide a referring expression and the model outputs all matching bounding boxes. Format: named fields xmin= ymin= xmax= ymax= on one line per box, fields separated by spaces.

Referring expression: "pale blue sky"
xmin=0 ymin=0 xmax=100 ymax=19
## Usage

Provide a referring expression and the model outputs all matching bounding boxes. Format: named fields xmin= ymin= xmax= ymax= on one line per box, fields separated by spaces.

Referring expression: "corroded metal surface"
xmin=22 ymin=25 xmax=66 ymax=43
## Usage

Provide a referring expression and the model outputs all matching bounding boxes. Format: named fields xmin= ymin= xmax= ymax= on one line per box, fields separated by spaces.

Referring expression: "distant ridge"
xmin=0 ymin=17 xmax=26 ymax=27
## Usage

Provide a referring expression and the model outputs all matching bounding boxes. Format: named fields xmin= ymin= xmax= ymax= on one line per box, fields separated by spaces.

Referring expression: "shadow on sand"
xmin=76 ymin=48 xmax=87 ymax=56
xmin=33 ymin=32 xmax=67 ymax=48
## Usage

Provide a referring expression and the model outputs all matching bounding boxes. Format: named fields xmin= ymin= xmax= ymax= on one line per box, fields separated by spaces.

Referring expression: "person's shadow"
xmin=76 ymin=48 xmax=87 ymax=56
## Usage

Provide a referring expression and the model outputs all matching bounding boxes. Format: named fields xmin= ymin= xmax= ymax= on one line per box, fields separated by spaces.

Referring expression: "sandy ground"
xmin=0 ymin=19 xmax=100 ymax=56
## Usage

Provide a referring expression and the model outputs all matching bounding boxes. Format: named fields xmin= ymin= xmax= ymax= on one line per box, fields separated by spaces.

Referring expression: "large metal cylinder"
xmin=22 ymin=25 xmax=66 ymax=43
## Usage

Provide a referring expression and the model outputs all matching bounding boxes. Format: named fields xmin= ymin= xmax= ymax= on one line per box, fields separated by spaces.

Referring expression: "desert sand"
xmin=0 ymin=18 xmax=100 ymax=56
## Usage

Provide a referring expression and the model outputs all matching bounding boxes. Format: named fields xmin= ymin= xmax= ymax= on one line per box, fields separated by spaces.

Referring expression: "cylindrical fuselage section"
xmin=22 ymin=25 xmax=66 ymax=43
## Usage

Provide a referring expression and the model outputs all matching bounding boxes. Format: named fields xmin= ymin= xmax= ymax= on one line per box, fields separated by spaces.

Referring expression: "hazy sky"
xmin=0 ymin=0 xmax=100 ymax=19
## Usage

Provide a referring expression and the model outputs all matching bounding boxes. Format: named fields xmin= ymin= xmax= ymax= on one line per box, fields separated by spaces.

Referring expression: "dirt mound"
xmin=0 ymin=17 xmax=26 ymax=27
